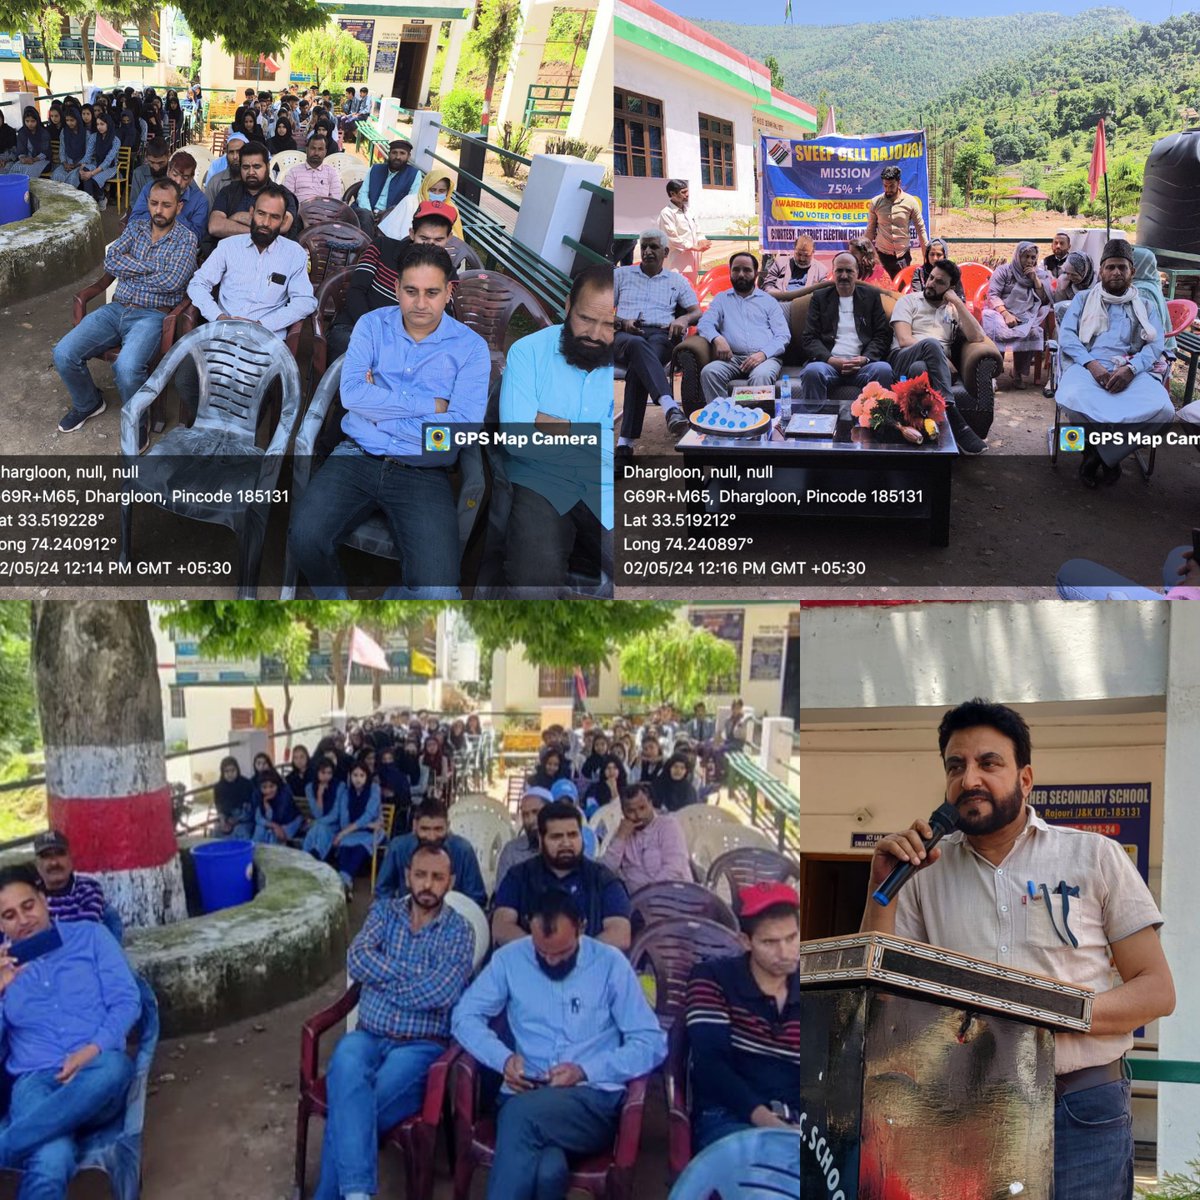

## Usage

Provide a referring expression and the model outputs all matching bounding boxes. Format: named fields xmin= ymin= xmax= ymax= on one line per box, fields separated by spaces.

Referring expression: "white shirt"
xmin=831 ymin=294 xmax=860 ymax=358
xmin=892 ymin=292 xmax=959 ymax=350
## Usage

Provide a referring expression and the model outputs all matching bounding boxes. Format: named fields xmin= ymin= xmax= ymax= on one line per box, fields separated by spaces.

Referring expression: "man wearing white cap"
xmin=495 ymin=787 xmax=552 ymax=890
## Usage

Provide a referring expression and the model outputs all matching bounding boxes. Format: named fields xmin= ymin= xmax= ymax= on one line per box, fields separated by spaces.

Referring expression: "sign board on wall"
xmin=337 ymin=18 xmax=375 ymax=48
xmin=1032 ymin=782 xmax=1151 ymax=883
xmin=374 ymin=38 xmax=399 ymax=74
xmin=851 ymin=832 xmax=885 ymax=850
xmin=749 ymin=635 xmax=784 ymax=681
xmin=0 ymin=33 xmax=24 ymax=60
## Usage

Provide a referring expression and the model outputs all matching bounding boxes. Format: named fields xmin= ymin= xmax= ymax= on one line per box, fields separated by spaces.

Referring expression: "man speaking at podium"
xmin=860 ymin=699 xmax=1175 ymax=1200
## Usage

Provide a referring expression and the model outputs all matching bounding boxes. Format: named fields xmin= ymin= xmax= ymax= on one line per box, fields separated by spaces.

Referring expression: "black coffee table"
xmin=674 ymin=412 xmax=958 ymax=545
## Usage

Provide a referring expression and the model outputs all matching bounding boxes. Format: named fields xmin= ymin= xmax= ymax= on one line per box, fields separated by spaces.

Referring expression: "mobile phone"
xmin=520 ymin=1072 xmax=547 ymax=1087
xmin=1192 ymin=528 xmax=1200 ymax=561
xmin=8 ymin=925 xmax=63 ymax=965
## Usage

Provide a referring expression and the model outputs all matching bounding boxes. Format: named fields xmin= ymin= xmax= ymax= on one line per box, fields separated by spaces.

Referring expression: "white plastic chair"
xmin=452 ymin=808 xmax=515 ymax=897
xmin=325 ymin=150 xmax=367 ymax=194
xmin=673 ymin=804 xmax=741 ymax=851
xmin=589 ymin=801 xmax=623 ymax=847
xmin=689 ymin=822 xmax=774 ymax=883
xmin=444 ymin=891 xmax=490 ymax=973
xmin=454 ymin=796 xmax=512 ymax=824
xmin=268 ymin=149 xmax=306 ymax=182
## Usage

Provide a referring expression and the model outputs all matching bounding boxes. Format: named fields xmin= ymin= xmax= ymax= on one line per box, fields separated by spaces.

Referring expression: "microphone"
xmin=870 ymin=802 xmax=960 ymax=907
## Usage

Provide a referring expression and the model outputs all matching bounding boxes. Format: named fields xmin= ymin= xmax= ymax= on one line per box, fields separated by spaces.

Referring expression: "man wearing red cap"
xmin=684 ymin=880 xmax=801 ymax=1149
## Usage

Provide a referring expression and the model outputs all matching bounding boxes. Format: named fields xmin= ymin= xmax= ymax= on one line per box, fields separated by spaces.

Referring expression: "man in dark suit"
xmin=798 ymin=251 xmax=893 ymax=400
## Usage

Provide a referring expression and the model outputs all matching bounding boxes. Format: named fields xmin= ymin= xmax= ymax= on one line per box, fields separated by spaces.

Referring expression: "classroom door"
xmin=391 ymin=26 xmax=431 ymax=108
xmin=799 ymin=855 xmax=872 ymax=941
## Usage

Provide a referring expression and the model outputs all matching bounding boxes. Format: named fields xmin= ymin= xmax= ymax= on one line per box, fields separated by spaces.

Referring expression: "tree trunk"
xmin=80 ymin=14 xmax=94 ymax=83
xmin=282 ymin=677 xmax=294 ymax=735
xmin=481 ymin=64 xmax=497 ymax=135
xmin=332 ymin=627 xmax=348 ymax=710
xmin=31 ymin=601 xmax=186 ymax=929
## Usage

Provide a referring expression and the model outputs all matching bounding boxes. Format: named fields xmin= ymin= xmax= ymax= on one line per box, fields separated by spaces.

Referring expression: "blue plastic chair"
xmin=667 ymin=1128 xmax=801 ymax=1200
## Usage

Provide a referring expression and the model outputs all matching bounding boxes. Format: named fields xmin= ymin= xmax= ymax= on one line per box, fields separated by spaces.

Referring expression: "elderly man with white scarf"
xmin=1056 ymin=238 xmax=1174 ymax=487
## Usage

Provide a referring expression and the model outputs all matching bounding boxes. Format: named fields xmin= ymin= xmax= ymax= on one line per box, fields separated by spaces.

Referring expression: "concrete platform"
xmin=0 ymin=180 xmax=104 ymax=306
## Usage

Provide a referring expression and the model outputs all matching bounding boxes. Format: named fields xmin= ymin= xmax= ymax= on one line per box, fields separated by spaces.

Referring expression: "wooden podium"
xmin=797 ymin=933 xmax=1094 ymax=1200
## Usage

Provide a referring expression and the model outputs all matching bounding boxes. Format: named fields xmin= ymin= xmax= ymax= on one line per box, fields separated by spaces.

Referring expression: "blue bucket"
xmin=191 ymin=840 xmax=255 ymax=913
xmin=0 ymin=176 xmax=31 ymax=227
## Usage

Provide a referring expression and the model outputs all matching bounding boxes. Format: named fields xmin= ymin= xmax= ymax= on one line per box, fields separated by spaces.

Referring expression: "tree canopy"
xmin=619 ymin=623 xmax=739 ymax=710
xmin=288 ymin=22 xmax=369 ymax=90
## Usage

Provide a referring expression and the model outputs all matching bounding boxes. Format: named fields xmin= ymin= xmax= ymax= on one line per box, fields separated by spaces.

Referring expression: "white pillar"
xmin=411 ymin=109 xmax=442 ymax=174
xmin=565 ymin=0 xmax=610 ymax=149
xmin=416 ymin=30 xmax=439 ymax=107
xmin=1157 ymin=603 xmax=1200 ymax=1175
xmin=759 ymin=716 xmax=795 ymax=785
xmin=511 ymin=153 xmax=605 ymax=275
xmin=496 ymin=0 xmax=552 ymax=130
xmin=439 ymin=17 xmax=471 ymax=96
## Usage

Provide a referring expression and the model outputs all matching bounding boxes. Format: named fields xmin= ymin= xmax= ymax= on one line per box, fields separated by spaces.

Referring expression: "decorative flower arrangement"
xmin=850 ymin=374 xmax=946 ymax=444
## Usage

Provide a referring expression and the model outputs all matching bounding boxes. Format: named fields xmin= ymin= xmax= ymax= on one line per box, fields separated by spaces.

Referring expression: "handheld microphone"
xmin=871 ymin=802 xmax=960 ymax=907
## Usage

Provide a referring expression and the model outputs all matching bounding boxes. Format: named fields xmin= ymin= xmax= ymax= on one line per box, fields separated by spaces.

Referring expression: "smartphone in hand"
xmin=9 ymin=925 xmax=63 ymax=965
xmin=520 ymin=1072 xmax=548 ymax=1087
xmin=1191 ymin=528 xmax=1200 ymax=561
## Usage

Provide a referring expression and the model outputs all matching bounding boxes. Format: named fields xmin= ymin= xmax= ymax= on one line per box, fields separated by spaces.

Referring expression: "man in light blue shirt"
xmin=696 ymin=252 xmax=790 ymax=401
xmin=0 ymin=865 xmax=140 ymax=1197
xmin=500 ymin=263 xmax=613 ymax=591
xmin=451 ymin=889 xmax=666 ymax=1200
xmin=288 ymin=243 xmax=490 ymax=599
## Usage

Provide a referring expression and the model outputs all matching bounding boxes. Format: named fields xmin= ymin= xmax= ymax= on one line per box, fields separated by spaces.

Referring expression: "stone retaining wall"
xmin=0 ymin=180 xmax=104 ymax=306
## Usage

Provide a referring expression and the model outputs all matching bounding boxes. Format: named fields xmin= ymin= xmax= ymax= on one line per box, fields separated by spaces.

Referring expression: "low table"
xmin=674 ymin=412 xmax=959 ymax=546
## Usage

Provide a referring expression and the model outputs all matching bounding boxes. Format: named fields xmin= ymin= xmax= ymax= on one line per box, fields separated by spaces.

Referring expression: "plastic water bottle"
xmin=779 ymin=374 xmax=792 ymax=424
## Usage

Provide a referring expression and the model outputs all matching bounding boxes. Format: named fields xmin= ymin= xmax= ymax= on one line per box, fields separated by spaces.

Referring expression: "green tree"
xmin=288 ymin=21 xmax=368 ymax=90
xmin=619 ymin=623 xmax=739 ymax=710
xmin=31 ymin=6 xmax=62 ymax=91
xmin=469 ymin=0 xmax=522 ymax=135
xmin=952 ymin=133 xmax=995 ymax=206
xmin=973 ymin=174 xmax=1019 ymax=236
xmin=0 ymin=603 xmax=38 ymax=775
xmin=763 ymin=53 xmax=783 ymax=90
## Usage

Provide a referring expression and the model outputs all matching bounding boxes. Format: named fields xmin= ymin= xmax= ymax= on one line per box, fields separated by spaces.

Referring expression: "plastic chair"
xmin=667 ymin=1128 xmax=801 ymax=1200
xmin=342 ymin=179 xmax=364 ymax=206
xmin=299 ymin=221 xmax=373 ymax=290
xmin=268 ymin=148 xmax=306 ymax=183
xmin=450 ymin=808 xmax=512 ymax=896
xmin=452 ymin=796 xmax=512 ymax=822
xmin=687 ymin=823 xmax=774 ymax=881
xmin=309 ymin=265 xmax=356 ymax=387
xmin=444 ymin=890 xmax=490 ymax=973
xmin=588 ymin=800 xmax=623 ymax=847
xmin=292 ymin=981 xmax=459 ymax=1200
xmin=705 ymin=847 xmax=801 ymax=909
xmin=368 ymin=801 xmax=397 ymax=891
xmin=695 ymin=263 xmax=731 ymax=312
xmin=960 ymin=263 xmax=993 ymax=320
xmin=298 ymin=197 xmax=358 ymax=229
xmin=629 ymin=880 xmax=739 ymax=935
xmin=119 ymin=322 xmax=303 ymax=599
xmin=663 ymin=1020 xmax=693 ymax=1179
xmin=105 ymin=145 xmax=134 ymax=214
xmin=279 ymin=359 xmax=487 ymax=598
xmin=326 ymin=150 xmax=368 ymax=194
xmin=672 ymin=804 xmax=741 ymax=851
xmin=453 ymin=269 xmax=556 ymax=385
xmin=628 ymin=917 xmax=744 ymax=1032
xmin=1167 ymin=298 xmax=1198 ymax=340
xmin=893 ymin=262 xmax=917 ymax=293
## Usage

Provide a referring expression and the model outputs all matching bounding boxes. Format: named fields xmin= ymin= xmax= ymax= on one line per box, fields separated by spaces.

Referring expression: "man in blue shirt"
xmin=373 ymin=798 xmax=488 ymax=908
xmin=315 ymin=844 xmax=474 ymax=1200
xmin=128 ymin=150 xmax=208 ymax=242
xmin=0 ymin=865 xmax=141 ymax=1198
xmin=491 ymin=801 xmax=632 ymax=951
xmin=452 ymin=889 xmax=666 ymax=1200
xmin=287 ymin=243 xmax=490 ymax=599
xmin=500 ymin=263 xmax=613 ymax=591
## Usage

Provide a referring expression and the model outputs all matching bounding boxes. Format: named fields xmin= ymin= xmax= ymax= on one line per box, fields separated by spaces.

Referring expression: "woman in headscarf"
xmin=1132 ymin=246 xmax=1175 ymax=366
xmin=285 ymin=744 xmax=314 ymax=801
xmin=212 ymin=756 xmax=255 ymax=838
xmin=44 ymin=103 xmax=63 ymax=151
xmin=583 ymin=756 xmax=627 ymax=812
xmin=981 ymin=241 xmax=1053 ymax=389
xmin=79 ymin=110 xmax=119 ymax=208
xmin=420 ymin=733 xmax=451 ymax=801
xmin=653 ymin=754 xmax=699 ymax=812
xmin=143 ymin=100 xmax=165 ymax=146
xmin=331 ymin=760 xmax=383 ymax=896
xmin=79 ymin=104 xmax=95 ymax=135
xmin=1053 ymin=251 xmax=1095 ymax=325
xmin=301 ymin=758 xmax=341 ymax=860
xmin=910 ymin=237 xmax=963 ymax=297
xmin=233 ymin=106 xmax=259 ymax=142
xmin=252 ymin=770 xmax=303 ymax=845
xmin=51 ymin=107 xmax=92 ymax=188
xmin=117 ymin=107 xmax=141 ymax=154
xmin=267 ymin=114 xmax=296 ymax=156
xmin=379 ymin=166 xmax=465 ymax=241
xmin=165 ymin=91 xmax=185 ymax=140
xmin=0 ymin=110 xmax=18 ymax=169
xmin=580 ymin=733 xmax=611 ymax=782
xmin=9 ymin=107 xmax=50 ymax=177
xmin=848 ymin=236 xmax=897 ymax=289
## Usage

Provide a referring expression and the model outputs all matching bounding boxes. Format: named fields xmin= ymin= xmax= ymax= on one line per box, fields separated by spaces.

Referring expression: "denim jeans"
xmin=314 ymin=1031 xmax=445 ymax=1200
xmin=1053 ymin=1078 xmax=1133 ymax=1200
xmin=486 ymin=1084 xmax=623 ymax=1200
xmin=287 ymin=441 xmax=462 ymax=599
xmin=888 ymin=339 xmax=955 ymax=400
xmin=52 ymin=302 xmax=166 ymax=413
xmin=504 ymin=485 xmax=610 ymax=590
xmin=799 ymin=359 xmax=893 ymax=401
xmin=692 ymin=1106 xmax=752 ymax=1152
xmin=0 ymin=1050 xmax=133 ymax=1200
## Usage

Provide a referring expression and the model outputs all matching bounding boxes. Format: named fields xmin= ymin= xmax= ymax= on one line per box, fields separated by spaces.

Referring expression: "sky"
xmin=654 ymin=0 xmax=1198 ymax=25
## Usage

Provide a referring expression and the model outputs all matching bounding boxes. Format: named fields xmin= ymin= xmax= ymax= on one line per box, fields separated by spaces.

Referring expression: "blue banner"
xmin=759 ymin=130 xmax=931 ymax=253
xmin=1031 ymin=782 xmax=1151 ymax=884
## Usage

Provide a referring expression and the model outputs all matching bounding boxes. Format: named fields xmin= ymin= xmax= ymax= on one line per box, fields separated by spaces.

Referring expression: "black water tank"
xmin=1136 ymin=130 xmax=1200 ymax=270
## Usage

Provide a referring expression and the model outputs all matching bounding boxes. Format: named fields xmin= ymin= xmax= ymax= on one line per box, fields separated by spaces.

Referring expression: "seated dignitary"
xmin=31 ymin=830 xmax=108 ymax=926
xmin=203 ymin=131 xmax=247 ymax=207
xmin=315 ymin=844 xmax=474 ymax=1200
xmin=282 ymin=131 xmax=342 ymax=202
xmin=495 ymin=787 xmax=552 ymax=890
xmin=52 ymin=177 xmax=196 ymax=443
xmin=980 ymin=242 xmax=1053 ymax=390
xmin=889 ymin=258 xmax=990 ymax=454
xmin=1044 ymin=230 xmax=1072 ymax=278
xmin=491 ymin=800 xmax=632 ymax=951
xmin=208 ymin=141 xmax=300 ymax=243
xmin=0 ymin=865 xmax=141 ymax=1199
xmin=451 ymin=890 xmax=667 ymax=1200
xmin=600 ymin=783 xmax=691 ymax=892
xmin=684 ymin=882 xmax=801 ymax=1149
xmin=1057 ymin=238 xmax=1173 ymax=488
xmin=614 ymin=230 xmax=701 ymax=458
xmin=327 ymin=201 xmax=459 ymax=363
xmin=696 ymin=252 xmax=789 ymax=402
xmin=128 ymin=138 xmax=170 ymax=206
xmin=762 ymin=235 xmax=829 ymax=300
xmin=129 ymin=150 xmax=208 ymax=242
xmin=500 ymin=263 xmax=614 ymax=590
xmin=861 ymin=698 xmax=1175 ymax=1200
xmin=355 ymin=138 xmax=423 ymax=238
xmin=287 ymin=245 xmax=488 ymax=599
xmin=374 ymin=798 xmax=488 ymax=908
xmin=798 ymin=250 xmax=893 ymax=401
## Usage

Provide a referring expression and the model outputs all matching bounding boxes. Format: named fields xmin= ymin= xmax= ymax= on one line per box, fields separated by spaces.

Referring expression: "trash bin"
xmin=191 ymin=840 xmax=255 ymax=913
xmin=0 ymin=176 xmax=31 ymax=228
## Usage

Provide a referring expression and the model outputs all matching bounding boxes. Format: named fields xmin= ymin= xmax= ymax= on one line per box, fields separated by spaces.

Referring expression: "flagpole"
xmin=1103 ymin=174 xmax=1111 ymax=239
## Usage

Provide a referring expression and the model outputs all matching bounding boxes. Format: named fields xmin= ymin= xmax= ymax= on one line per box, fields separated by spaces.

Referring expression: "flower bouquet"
xmin=850 ymin=375 xmax=946 ymax=444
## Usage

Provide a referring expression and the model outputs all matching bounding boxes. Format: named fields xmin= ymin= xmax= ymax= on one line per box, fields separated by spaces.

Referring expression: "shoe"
xmin=1042 ymin=383 xmax=1056 ymax=398
xmin=58 ymin=399 xmax=106 ymax=433
xmin=665 ymin=407 xmax=690 ymax=438
xmin=1078 ymin=447 xmax=1103 ymax=488
xmin=98 ymin=195 xmax=108 ymax=211
xmin=615 ymin=443 xmax=635 ymax=461
xmin=946 ymin=406 xmax=988 ymax=455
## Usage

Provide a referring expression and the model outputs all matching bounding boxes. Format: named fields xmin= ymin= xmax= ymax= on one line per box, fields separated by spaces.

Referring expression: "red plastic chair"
xmin=694 ymin=263 xmax=731 ymax=312
xmin=292 ymin=982 xmax=459 ymax=1200
xmin=664 ymin=1020 xmax=694 ymax=1180
xmin=298 ymin=197 xmax=358 ymax=230
xmin=892 ymin=262 xmax=917 ymax=293
xmin=960 ymin=263 xmax=994 ymax=320
xmin=298 ymin=221 xmax=372 ymax=290
xmin=309 ymin=265 xmax=356 ymax=386
xmin=1167 ymin=298 xmax=1198 ymax=339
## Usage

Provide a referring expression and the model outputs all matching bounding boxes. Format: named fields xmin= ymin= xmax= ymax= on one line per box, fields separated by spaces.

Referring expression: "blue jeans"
xmin=799 ymin=359 xmax=892 ymax=401
xmin=314 ymin=1031 xmax=445 ymax=1200
xmin=52 ymin=302 xmax=166 ymax=413
xmin=1054 ymin=1078 xmax=1133 ymax=1200
xmin=288 ymin=441 xmax=462 ymax=599
xmin=486 ymin=1085 xmax=623 ymax=1200
xmin=692 ymin=1106 xmax=751 ymax=1151
xmin=0 ymin=1050 xmax=133 ymax=1200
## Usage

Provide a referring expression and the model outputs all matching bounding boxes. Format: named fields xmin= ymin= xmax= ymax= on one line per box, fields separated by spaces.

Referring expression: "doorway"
xmin=782 ymin=633 xmax=799 ymax=722
xmin=799 ymin=855 xmax=871 ymax=940
xmin=391 ymin=25 xmax=431 ymax=108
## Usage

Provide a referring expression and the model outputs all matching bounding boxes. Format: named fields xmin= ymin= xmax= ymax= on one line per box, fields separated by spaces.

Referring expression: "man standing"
xmin=657 ymin=178 xmax=711 ymax=285
xmin=286 ymin=244 xmax=489 ymax=599
xmin=600 ymin=784 xmax=691 ymax=893
xmin=1044 ymin=230 xmax=1072 ymax=278
xmin=495 ymin=787 xmax=552 ymax=890
xmin=208 ymin=142 xmax=300 ymax=243
xmin=452 ymin=890 xmax=666 ymax=1200
xmin=866 ymin=165 xmax=928 ymax=279
xmin=614 ymin=230 xmax=700 ymax=459
xmin=500 ymin=263 xmax=614 ymax=590
xmin=30 ymin=831 xmax=107 ymax=926
xmin=861 ymin=699 xmax=1175 ymax=1200
xmin=355 ymin=139 xmax=423 ymax=238
xmin=491 ymin=800 xmax=632 ymax=950
xmin=798 ymin=251 xmax=894 ymax=401
xmin=889 ymin=258 xmax=990 ymax=455
xmin=315 ymin=845 xmax=474 ymax=1200
xmin=53 ymin=178 xmax=196 ymax=444
xmin=283 ymin=132 xmax=342 ymax=203
xmin=696 ymin=252 xmax=790 ymax=402
xmin=129 ymin=151 xmax=208 ymax=242
xmin=763 ymin=235 xmax=830 ymax=300
xmin=0 ymin=866 xmax=141 ymax=1199
xmin=374 ymin=798 xmax=487 ymax=908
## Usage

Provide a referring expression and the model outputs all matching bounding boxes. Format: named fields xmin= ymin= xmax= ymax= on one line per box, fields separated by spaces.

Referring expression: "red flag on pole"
xmin=93 ymin=16 xmax=126 ymax=52
xmin=260 ymin=54 xmax=281 ymax=73
xmin=818 ymin=105 xmax=837 ymax=136
xmin=1088 ymin=119 xmax=1107 ymax=202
